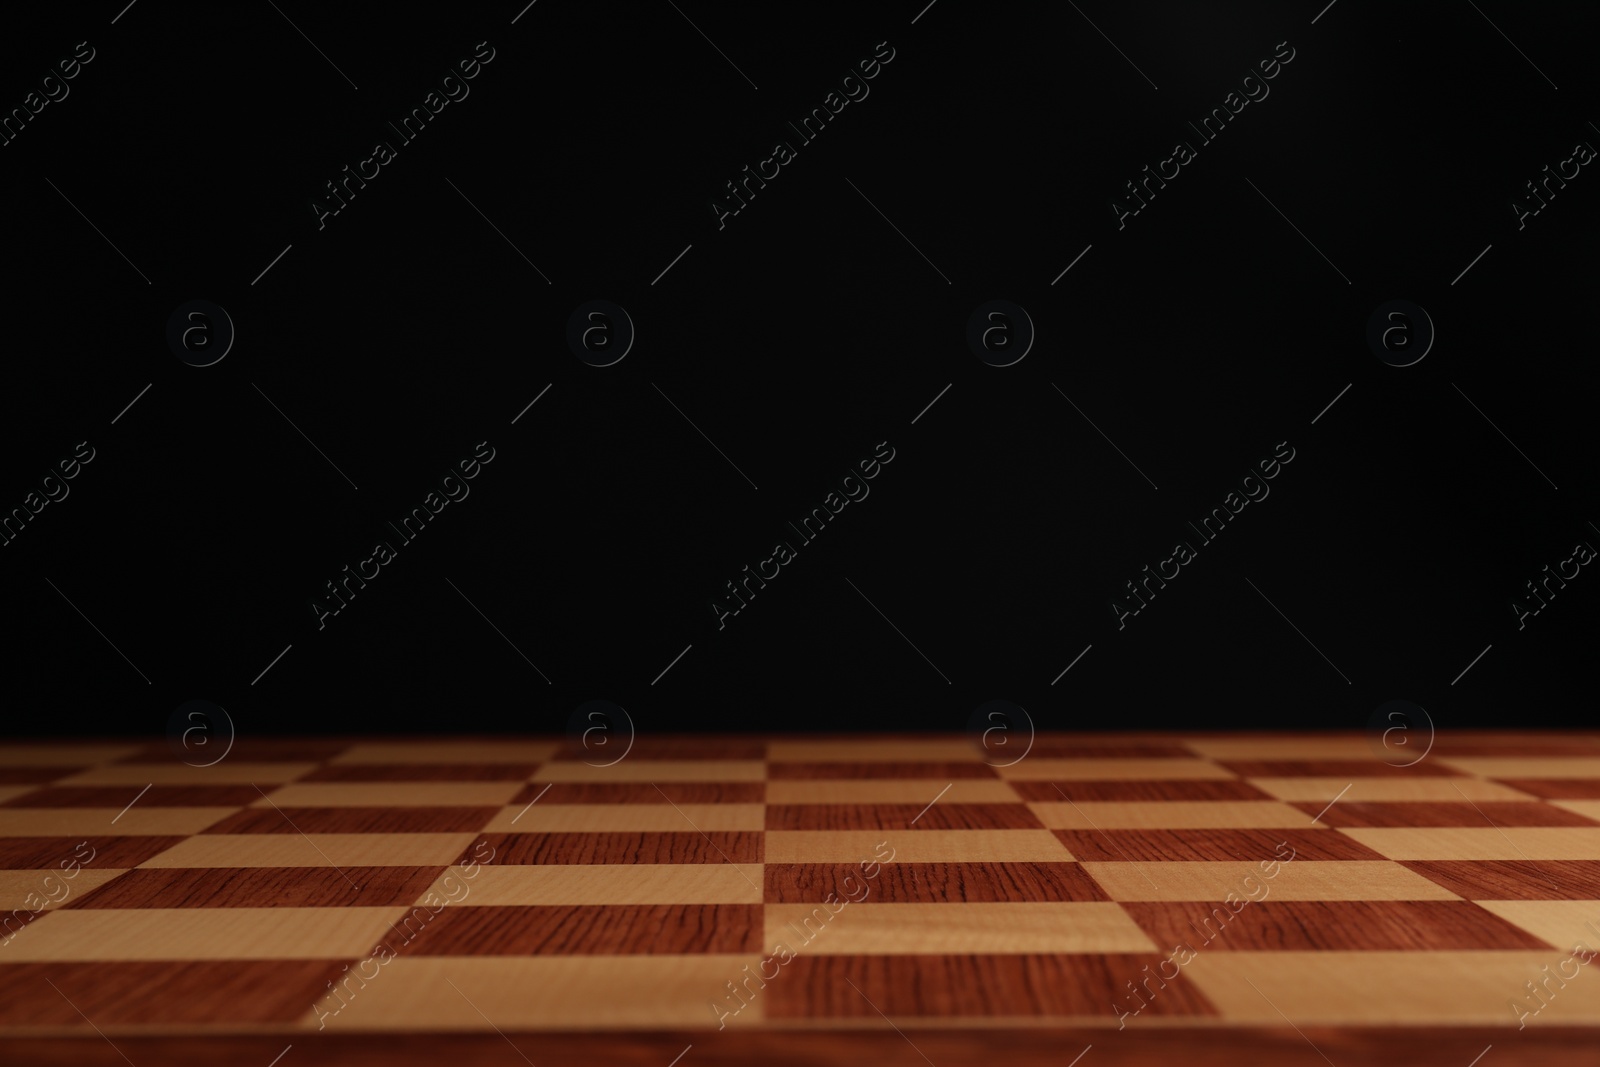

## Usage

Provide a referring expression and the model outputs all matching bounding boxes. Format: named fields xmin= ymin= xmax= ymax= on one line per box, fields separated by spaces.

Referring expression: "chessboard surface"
xmin=3 ymin=732 xmax=1600 ymax=1066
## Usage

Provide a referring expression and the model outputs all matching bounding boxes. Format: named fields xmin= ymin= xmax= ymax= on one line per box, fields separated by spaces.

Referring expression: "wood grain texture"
xmin=0 ymin=836 xmax=187 ymax=869
xmin=202 ymin=806 xmax=500 ymax=834
xmin=765 ymin=803 xmax=1044 ymax=831
xmin=299 ymin=763 xmax=539 ymax=781
xmin=545 ymin=739 xmax=767 ymax=760
xmin=386 ymin=904 xmax=763 ymax=955
xmin=467 ymin=831 xmax=764 ymax=864
xmin=0 ymin=731 xmax=1597 ymax=1053
xmin=765 ymin=862 xmax=1110 ymax=903
xmin=768 ymin=761 xmax=999 ymax=779
xmin=3 ymin=1030 xmax=1599 ymax=1067
xmin=1400 ymin=859 xmax=1600 ymax=899
xmin=1497 ymin=779 xmax=1600 ymax=799
xmin=1054 ymin=828 xmax=1382 ymax=862
xmin=1120 ymin=900 xmax=1556 ymax=951
xmin=0 ymin=961 xmax=346 ymax=1024
xmin=111 ymin=740 xmax=352 ymax=763
xmin=509 ymin=782 xmax=766 ymax=804
xmin=1289 ymin=801 xmax=1600 ymax=827
xmin=0 ymin=786 xmax=260 ymax=808
xmin=762 ymin=954 xmax=1218 ymax=1018
xmin=1027 ymin=743 xmax=1200 ymax=759
xmin=1009 ymin=779 xmax=1273 ymax=801
xmin=62 ymin=866 xmax=447 ymax=909
xmin=1219 ymin=760 xmax=1468 ymax=777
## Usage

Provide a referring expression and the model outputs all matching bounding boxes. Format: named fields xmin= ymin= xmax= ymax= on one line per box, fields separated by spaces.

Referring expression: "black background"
xmin=0 ymin=1 xmax=1594 ymax=739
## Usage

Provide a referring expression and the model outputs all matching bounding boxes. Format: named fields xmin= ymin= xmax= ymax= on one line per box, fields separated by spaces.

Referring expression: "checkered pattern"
xmin=2 ymin=733 xmax=1600 ymax=1034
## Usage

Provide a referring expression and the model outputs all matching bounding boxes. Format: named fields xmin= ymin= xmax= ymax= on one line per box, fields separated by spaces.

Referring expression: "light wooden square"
xmin=137 ymin=832 xmax=476 ymax=868
xmin=1082 ymin=860 xmax=1460 ymax=901
xmin=421 ymin=863 xmax=764 ymax=905
xmin=762 ymin=901 xmax=1156 ymax=954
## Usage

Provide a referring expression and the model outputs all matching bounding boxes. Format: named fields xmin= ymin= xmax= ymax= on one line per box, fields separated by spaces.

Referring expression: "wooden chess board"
xmin=3 ymin=732 xmax=1600 ymax=1065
